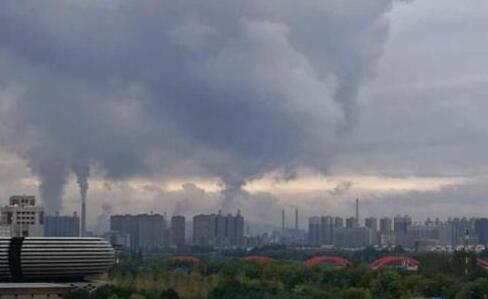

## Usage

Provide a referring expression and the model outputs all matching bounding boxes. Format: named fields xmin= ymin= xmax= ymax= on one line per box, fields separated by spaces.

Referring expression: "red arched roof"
xmin=169 ymin=256 xmax=201 ymax=263
xmin=242 ymin=256 xmax=274 ymax=264
xmin=305 ymin=256 xmax=351 ymax=267
xmin=370 ymin=256 xmax=419 ymax=269
xmin=477 ymin=258 xmax=488 ymax=269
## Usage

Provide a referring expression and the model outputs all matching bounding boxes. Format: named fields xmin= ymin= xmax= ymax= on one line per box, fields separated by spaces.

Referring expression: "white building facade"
xmin=0 ymin=195 xmax=44 ymax=237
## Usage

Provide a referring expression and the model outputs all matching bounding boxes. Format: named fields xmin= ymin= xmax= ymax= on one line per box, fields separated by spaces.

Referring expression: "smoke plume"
xmin=72 ymin=162 xmax=90 ymax=206
xmin=95 ymin=202 xmax=113 ymax=233
xmin=27 ymin=147 xmax=68 ymax=213
xmin=0 ymin=0 xmax=409 ymax=210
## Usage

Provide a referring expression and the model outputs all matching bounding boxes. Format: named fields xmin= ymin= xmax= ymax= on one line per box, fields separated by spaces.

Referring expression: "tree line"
xmin=66 ymin=249 xmax=488 ymax=299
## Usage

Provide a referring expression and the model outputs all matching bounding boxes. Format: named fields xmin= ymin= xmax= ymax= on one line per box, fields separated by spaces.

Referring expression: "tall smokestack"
xmin=282 ymin=209 xmax=285 ymax=233
xmin=355 ymin=198 xmax=359 ymax=224
xmin=295 ymin=208 xmax=299 ymax=231
xmin=81 ymin=199 xmax=86 ymax=237
xmin=72 ymin=163 xmax=89 ymax=237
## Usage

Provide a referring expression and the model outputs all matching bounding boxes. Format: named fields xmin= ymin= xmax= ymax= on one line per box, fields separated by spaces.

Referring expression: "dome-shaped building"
xmin=0 ymin=237 xmax=115 ymax=281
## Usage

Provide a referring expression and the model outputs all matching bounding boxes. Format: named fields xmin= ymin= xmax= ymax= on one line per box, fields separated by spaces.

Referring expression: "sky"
xmin=0 ymin=0 xmax=487 ymax=232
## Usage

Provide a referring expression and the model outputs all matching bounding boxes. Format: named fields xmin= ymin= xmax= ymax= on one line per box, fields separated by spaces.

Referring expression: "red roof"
xmin=370 ymin=256 xmax=419 ymax=269
xmin=242 ymin=256 xmax=274 ymax=264
xmin=477 ymin=258 xmax=488 ymax=268
xmin=305 ymin=256 xmax=351 ymax=267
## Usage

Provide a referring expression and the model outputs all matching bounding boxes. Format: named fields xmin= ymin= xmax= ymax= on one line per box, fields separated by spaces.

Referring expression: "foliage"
xmin=455 ymin=278 xmax=488 ymax=299
xmin=66 ymin=251 xmax=488 ymax=299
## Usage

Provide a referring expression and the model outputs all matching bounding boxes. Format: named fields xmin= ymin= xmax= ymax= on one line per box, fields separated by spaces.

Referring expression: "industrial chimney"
xmin=81 ymin=199 xmax=86 ymax=237
xmin=295 ymin=208 xmax=299 ymax=231
xmin=282 ymin=209 xmax=285 ymax=233
xmin=355 ymin=198 xmax=359 ymax=224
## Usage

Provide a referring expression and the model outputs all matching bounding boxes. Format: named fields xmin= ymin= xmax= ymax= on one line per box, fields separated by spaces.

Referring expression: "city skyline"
xmin=0 ymin=1 xmax=487 ymax=231
xmin=3 ymin=193 xmax=488 ymax=255
xmin=0 ymin=1 xmax=485 ymax=297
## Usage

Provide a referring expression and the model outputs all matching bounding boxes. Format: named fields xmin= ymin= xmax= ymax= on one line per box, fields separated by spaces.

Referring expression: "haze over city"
xmin=0 ymin=0 xmax=487 ymax=232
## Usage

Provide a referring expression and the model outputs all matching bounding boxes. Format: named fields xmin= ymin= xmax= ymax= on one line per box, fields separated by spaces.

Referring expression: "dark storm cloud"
xmin=0 ymin=0 xmax=406 ymax=212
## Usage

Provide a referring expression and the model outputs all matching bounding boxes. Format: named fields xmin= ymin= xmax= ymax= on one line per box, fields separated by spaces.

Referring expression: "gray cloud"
xmin=0 ymin=0 xmax=405 ymax=212
xmin=359 ymin=178 xmax=488 ymax=221
xmin=326 ymin=0 xmax=488 ymax=180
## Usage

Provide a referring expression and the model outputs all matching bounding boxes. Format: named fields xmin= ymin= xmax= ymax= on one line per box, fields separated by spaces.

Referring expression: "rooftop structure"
xmin=0 ymin=283 xmax=70 ymax=299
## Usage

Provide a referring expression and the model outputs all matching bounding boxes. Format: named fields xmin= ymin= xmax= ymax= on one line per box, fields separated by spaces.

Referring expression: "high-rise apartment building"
xmin=379 ymin=217 xmax=393 ymax=233
xmin=170 ymin=215 xmax=186 ymax=247
xmin=308 ymin=216 xmax=335 ymax=246
xmin=234 ymin=210 xmax=245 ymax=246
xmin=44 ymin=212 xmax=80 ymax=237
xmin=193 ymin=214 xmax=216 ymax=246
xmin=308 ymin=217 xmax=321 ymax=246
xmin=394 ymin=215 xmax=412 ymax=247
xmin=334 ymin=217 xmax=344 ymax=229
xmin=365 ymin=217 xmax=379 ymax=245
xmin=365 ymin=217 xmax=378 ymax=231
xmin=0 ymin=195 xmax=44 ymax=237
xmin=475 ymin=218 xmax=488 ymax=245
xmin=304 ymin=212 xmax=375 ymax=248
xmin=215 ymin=211 xmax=226 ymax=246
xmin=333 ymin=227 xmax=374 ymax=248
xmin=110 ymin=214 xmax=167 ymax=252
xmin=406 ymin=224 xmax=441 ymax=248
xmin=192 ymin=211 xmax=244 ymax=247
xmin=379 ymin=217 xmax=394 ymax=246
xmin=445 ymin=218 xmax=476 ymax=246
xmin=394 ymin=215 xmax=412 ymax=233
xmin=320 ymin=216 xmax=334 ymax=245
xmin=346 ymin=217 xmax=359 ymax=229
